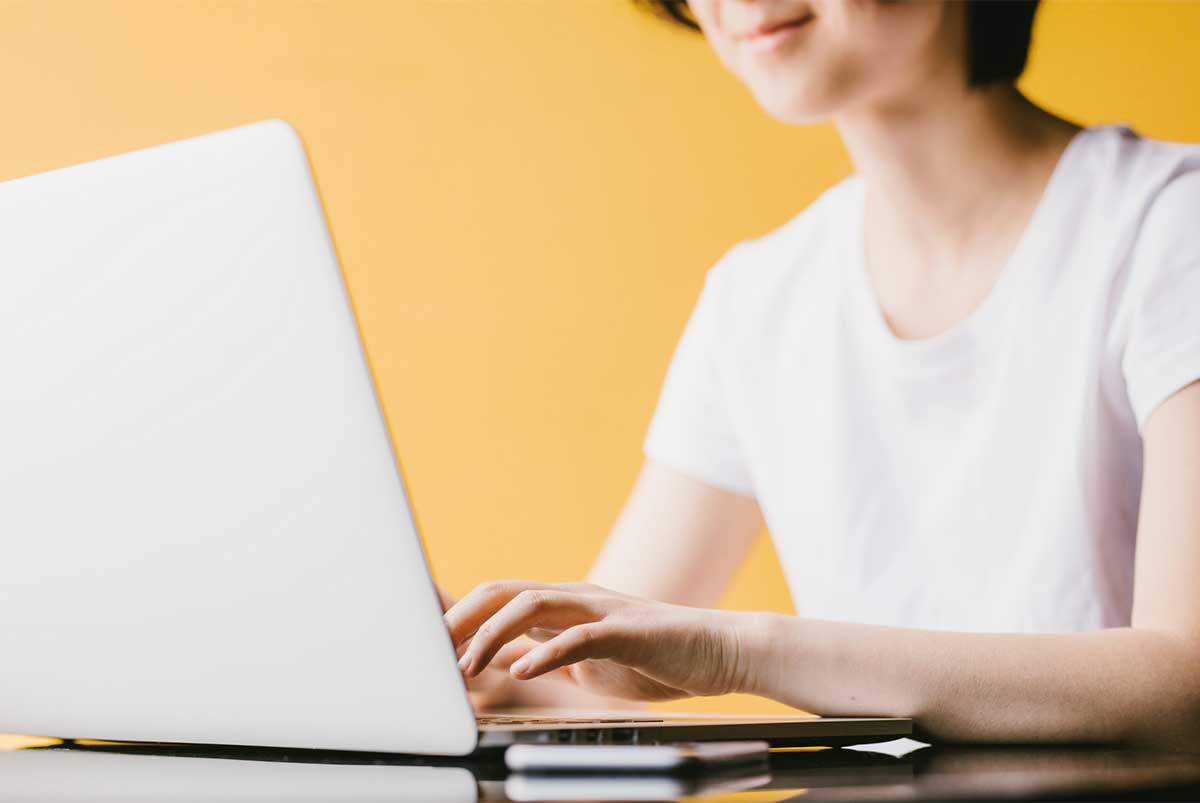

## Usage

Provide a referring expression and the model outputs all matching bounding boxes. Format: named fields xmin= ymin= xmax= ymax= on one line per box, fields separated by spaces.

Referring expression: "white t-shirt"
xmin=644 ymin=125 xmax=1200 ymax=633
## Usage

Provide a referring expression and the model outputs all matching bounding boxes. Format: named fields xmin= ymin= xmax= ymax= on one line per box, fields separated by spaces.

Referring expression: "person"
xmin=442 ymin=0 xmax=1200 ymax=746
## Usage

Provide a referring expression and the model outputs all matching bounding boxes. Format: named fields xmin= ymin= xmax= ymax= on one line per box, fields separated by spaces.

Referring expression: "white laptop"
xmin=0 ymin=121 xmax=910 ymax=755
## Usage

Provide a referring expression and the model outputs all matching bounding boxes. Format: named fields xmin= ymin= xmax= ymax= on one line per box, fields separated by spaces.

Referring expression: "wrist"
xmin=724 ymin=611 xmax=791 ymax=697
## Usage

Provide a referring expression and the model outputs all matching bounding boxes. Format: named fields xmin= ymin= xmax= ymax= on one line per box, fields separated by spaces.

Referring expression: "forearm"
xmin=740 ymin=614 xmax=1200 ymax=746
xmin=587 ymin=460 xmax=762 ymax=606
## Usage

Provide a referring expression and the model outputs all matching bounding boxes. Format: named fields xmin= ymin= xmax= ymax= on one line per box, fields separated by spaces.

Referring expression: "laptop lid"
xmin=0 ymin=121 xmax=477 ymax=755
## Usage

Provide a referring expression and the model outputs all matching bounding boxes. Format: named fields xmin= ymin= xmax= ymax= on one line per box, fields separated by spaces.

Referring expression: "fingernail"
xmin=510 ymin=657 xmax=530 ymax=677
xmin=458 ymin=654 xmax=471 ymax=674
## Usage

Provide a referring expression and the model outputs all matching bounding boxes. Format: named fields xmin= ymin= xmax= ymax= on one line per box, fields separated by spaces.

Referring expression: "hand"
xmin=436 ymin=585 xmax=616 ymax=710
xmin=444 ymin=580 xmax=752 ymax=702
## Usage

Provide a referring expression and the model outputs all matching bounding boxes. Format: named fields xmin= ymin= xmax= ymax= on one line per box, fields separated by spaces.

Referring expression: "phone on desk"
xmin=504 ymin=740 xmax=770 ymax=775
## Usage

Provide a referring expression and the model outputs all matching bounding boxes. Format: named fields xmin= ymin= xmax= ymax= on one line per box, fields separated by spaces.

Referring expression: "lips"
xmin=739 ymin=13 xmax=814 ymax=41
xmin=738 ymin=13 xmax=814 ymax=55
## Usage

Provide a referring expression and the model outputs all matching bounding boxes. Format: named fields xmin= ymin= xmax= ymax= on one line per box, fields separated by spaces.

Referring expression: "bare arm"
xmin=452 ymin=384 xmax=1200 ymax=746
xmin=740 ymin=381 xmax=1200 ymax=746
xmin=588 ymin=459 xmax=764 ymax=607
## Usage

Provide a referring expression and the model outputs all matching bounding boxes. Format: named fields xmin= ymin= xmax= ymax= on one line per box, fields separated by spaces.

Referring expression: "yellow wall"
xmin=2 ymin=1 xmax=1197 ymax=717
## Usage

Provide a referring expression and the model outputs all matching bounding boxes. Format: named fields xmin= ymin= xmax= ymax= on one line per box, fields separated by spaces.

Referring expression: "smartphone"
xmin=504 ymin=740 xmax=770 ymax=775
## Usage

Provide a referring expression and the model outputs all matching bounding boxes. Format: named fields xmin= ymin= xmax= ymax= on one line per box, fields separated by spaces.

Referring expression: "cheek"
xmin=725 ymin=27 xmax=865 ymax=123
xmin=825 ymin=1 xmax=954 ymax=88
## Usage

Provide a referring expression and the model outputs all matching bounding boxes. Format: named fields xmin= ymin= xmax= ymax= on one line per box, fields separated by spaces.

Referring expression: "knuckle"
xmin=483 ymin=579 xmax=525 ymax=598
xmin=479 ymin=580 xmax=509 ymax=596
xmin=575 ymin=624 xmax=600 ymax=645
xmin=516 ymin=589 xmax=545 ymax=610
xmin=469 ymin=582 xmax=498 ymax=602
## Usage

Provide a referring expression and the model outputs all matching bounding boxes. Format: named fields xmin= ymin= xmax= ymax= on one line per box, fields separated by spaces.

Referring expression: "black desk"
xmin=3 ymin=738 xmax=1200 ymax=801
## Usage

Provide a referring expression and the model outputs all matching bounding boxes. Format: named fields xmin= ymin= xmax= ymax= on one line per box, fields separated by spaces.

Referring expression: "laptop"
xmin=0 ymin=120 xmax=910 ymax=755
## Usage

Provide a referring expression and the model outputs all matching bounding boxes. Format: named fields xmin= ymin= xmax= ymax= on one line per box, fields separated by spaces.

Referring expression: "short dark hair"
xmin=633 ymin=0 xmax=1040 ymax=88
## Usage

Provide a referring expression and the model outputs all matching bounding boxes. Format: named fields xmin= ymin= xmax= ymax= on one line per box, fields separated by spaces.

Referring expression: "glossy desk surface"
xmin=3 ymin=737 xmax=1200 ymax=802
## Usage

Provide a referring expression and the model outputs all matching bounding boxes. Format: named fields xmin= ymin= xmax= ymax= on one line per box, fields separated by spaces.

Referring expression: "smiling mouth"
xmin=740 ymin=13 xmax=815 ymax=53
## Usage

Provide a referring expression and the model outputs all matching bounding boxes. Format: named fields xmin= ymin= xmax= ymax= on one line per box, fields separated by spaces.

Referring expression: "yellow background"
xmin=1 ymin=1 xmax=1198 ymax=724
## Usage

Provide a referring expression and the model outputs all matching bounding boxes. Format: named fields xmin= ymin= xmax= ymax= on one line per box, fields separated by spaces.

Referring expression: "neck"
xmin=834 ymin=81 xmax=1079 ymax=265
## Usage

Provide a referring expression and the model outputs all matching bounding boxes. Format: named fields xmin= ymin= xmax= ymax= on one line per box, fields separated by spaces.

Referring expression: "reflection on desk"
xmin=2 ymin=738 xmax=1200 ymax=802
xmin=499 ymin=769 xmax=772 ymax=801
xmin=0 ymin=749 xmax=477 ymax=803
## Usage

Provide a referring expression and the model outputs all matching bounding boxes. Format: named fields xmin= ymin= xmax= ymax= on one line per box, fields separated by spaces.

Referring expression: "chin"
xmin=749 ymin=80 xmax=843 ymax=125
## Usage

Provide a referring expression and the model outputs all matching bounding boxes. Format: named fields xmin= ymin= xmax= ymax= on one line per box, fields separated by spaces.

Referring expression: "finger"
xmin=526 ymin=627 xmax=560 ymax=643
xmin=492 ymin=638 xmax=536 ymax=669
xmin=460 ymin=589 xmax=599 ymax=677
xmin=436 ymin=586 xmax=457 ymax=614
xmin=466 ymin=664 xmax=512 ymax=710
xmin=457 ymin=636 xmax=532 ymax=670
xmin=455 ymin=633 xmax=485 ymax=660
xmin=508 ymin=623 xmax=619 ymax=681
xmin=444 ymin=580 xmax=551 ymax=647
xmin=468 ymin=662 xmax=575 ymax=711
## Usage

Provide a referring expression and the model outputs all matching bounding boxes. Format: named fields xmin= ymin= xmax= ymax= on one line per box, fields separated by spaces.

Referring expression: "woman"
xmin=444 ymin=0 xmax=1200 ymax=746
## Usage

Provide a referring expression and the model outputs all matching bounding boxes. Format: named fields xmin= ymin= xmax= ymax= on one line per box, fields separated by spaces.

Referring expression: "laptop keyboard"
xmin=476 ymin=714 xmax=665 ymax=727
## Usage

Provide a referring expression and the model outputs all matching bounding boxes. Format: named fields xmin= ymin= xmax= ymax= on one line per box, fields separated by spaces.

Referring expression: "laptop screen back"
xmin=0 ymin=121 xmax=476 ymax=754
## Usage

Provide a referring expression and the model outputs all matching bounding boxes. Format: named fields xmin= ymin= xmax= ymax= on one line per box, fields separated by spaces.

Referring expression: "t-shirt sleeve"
xmin=643 ymin=254 xmax=755 ymax=496
xmin=1121 ymin=169 xmax=1200 ymax=433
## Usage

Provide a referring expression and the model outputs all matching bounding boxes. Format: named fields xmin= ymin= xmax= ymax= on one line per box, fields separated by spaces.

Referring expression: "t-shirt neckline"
xmin=843 ymin=125 xmax=1106 ymax=362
